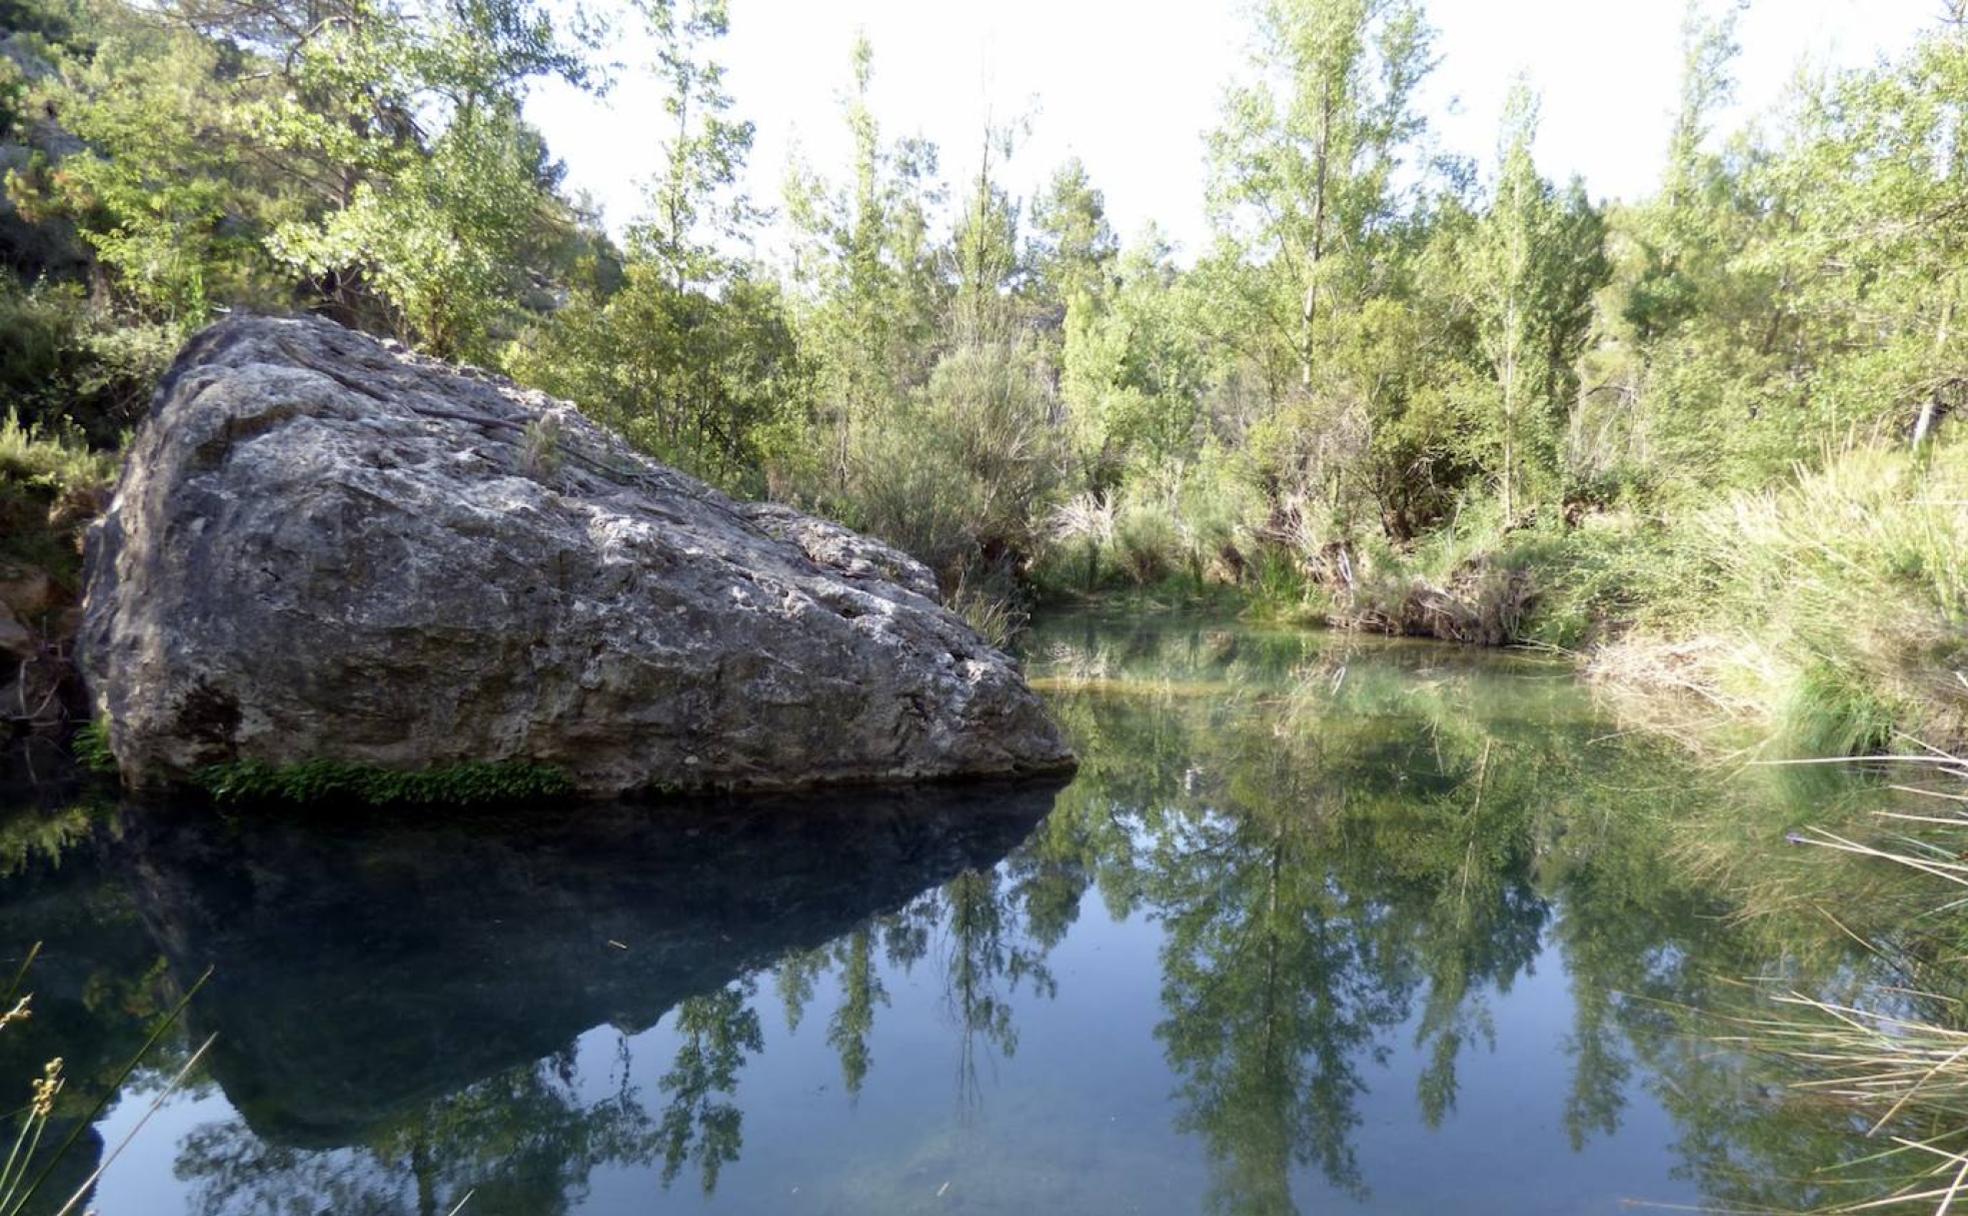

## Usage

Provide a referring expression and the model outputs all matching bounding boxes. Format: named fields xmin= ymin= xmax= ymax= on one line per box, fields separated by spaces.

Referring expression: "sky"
xmin=526 ymin=0 xmax=1940 ymax=264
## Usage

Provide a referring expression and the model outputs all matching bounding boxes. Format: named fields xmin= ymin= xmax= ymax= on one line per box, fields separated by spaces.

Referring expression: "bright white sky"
xmin=527 ymin=0 xmax=1939 ymax=264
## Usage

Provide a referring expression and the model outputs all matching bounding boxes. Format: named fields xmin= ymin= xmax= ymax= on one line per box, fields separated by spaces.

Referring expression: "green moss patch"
xmin=196 ymin=759 xmax=575 ymax=806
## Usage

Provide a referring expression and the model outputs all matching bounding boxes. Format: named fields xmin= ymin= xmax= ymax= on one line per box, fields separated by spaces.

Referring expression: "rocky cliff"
xmin=81 ymin=315 xmax=1072 ymax=796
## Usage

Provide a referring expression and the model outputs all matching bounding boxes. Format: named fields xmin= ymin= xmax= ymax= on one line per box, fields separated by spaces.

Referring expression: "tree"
xmin=505 ymin=0 xmax=804 ymax=492
xmin=784 ymin=34 xmax=945 ymax=493
xmin=1206 ymin=0 xmax=1434 ymax=389
xmin=1028 ymin=156 xmax=1117 ymax=328
xmin=506 ymin=267 xmax=805 ymax=492
xmin=1061 ymin=231 xmax=1208 ymax=487
xmin=15 ymin=0 xmax=602 ymax=356
xmin=1461 ymin=82 xmax=1606 ymax=518
xmin=632 ymin=0 xmax=756 ymax=292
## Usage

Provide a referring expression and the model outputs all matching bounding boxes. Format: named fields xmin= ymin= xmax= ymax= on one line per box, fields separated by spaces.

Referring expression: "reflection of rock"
xmin=122 ymin=781 xmax=1061 ymax=1146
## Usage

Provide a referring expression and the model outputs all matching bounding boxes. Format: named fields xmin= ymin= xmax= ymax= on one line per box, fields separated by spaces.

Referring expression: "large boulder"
xmin=80 ymin=315 xmax=1073 ymax=796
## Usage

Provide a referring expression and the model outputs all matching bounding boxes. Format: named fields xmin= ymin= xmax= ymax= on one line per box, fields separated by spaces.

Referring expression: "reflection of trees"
xmin=0 ymin=778 xmax=1061 ymax=1211
xmin=825 ymin=930 xmax=882 ymax=1097
xmin=1152 ymin=806 xmax=1405 ymax=1208
xmin=940 ymin=868 xmax=1055 ymax=1104
xmin=1033 ymin=629 xmax=1549 ymax=1210
xmin=766 ymin=864 xmax=1065 ymax=1113
xmin=657 ymin=984 xmax=762 ymax=1193
xmin=177 ymin=1054 xmax=662 ymax=1216
xmin=0 ymin=801 xmax=192 ymax=1216
xmin=1024 ymin=616 xmax=1888 ymax=1216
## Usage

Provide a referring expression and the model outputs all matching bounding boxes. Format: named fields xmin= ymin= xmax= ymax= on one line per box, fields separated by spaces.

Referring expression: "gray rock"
xmin=81 ymin=315 xmax=1073 ymax=796
xmin=0 ymin=604 xmax=30 ymax=660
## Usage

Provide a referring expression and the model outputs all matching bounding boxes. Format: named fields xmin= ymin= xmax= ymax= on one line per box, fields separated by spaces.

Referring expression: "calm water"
xmin=0 ymin=613 xmax=1909 ymax=1214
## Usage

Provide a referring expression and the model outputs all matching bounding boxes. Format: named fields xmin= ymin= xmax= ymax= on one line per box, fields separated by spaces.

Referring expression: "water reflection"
xmin=0 ymin=613 xmax=1930 ymax=1215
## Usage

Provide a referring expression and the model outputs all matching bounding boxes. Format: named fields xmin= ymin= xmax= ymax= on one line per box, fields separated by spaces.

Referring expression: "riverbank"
xmin=1035 ymin=436 xmax=1968 ymax=760
xmin=8 ymin=400 xmax=1961 ymax=791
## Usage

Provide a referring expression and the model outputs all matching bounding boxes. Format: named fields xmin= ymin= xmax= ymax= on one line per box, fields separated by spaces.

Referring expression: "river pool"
xmin=0 ymin=612 xmax=1917 ymax=1214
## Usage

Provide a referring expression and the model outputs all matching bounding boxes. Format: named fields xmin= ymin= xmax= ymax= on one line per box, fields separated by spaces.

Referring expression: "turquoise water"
xmin=0 ymin=613 xmax=1902 ymax=1214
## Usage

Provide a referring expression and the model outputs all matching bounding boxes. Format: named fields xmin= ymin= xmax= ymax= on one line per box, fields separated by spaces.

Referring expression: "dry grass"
xmin=1715 ymin=993 xmax=1968 ymax=1215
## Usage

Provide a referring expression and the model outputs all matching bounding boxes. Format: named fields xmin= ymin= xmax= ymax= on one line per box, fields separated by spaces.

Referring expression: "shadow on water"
xmin=0 ymin=611 xmax=1943 ymax=1215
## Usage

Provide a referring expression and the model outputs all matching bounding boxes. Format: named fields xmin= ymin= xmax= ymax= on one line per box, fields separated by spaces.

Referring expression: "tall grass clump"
xmin=831 ymin=340 xmax=1062 ymax=594
xmin=1593 ymin=438 xmax=1968 ymax=754
xmin=1032 ymin=453 xmax=1265 ymax=599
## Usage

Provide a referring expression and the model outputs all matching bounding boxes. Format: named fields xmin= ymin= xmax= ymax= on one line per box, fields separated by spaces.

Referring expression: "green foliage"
xmin=6 ymin=0 xmax=606 ymax=360
xmin=501 ymin=1 xmax=806 ymax=495
xmin=0 ymin=281 xmax=174 ymax=445
xmin=0 ymin=407 xmax=116 ymax=581
xmin=634 ymin=0 xmax=757 ymax=291
xmin=507 ymin=267 xmax=806 ymax=495
xmin=842 ymin=339 xmax=1061 ymax=583
xmin=0 ymin=0 xmax=1961 ymax=735
xmin=69 ymin=719 xmax=115 ymax=775
xmin=1460 ymin=85 xmax=1609 ymax=518
xmin=1680 ymin=439 xmax=1968 ymax=750
xmin=783 ymin=34 xmax=946 ymax=467
xmin=196 ymin=759 xmax=575 ymax=806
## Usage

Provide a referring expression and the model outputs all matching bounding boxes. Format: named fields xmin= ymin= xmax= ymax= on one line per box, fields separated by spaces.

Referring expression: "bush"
xmin=1111 ymin=501 xmax=1180 ymax=585
xmin=0 ymin=408 xmax=118 ymax=583
xmin=831 ymin=339 xmax=1062 ymax=589
xmin=1579 ymin=438 xmax=1968 ymax=752
xmin=0 ymin=282 xmax=176 ymax=447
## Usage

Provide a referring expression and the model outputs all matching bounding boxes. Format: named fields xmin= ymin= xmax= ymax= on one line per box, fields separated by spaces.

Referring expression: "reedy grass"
xmin=1 ymin=943 xmax=209 ymax=1216
xmin=948 ymin=576 xmax=1025 ymax=651
xmin=1035 ymin=436 xmax=1967 ymax=760
xmin=1714 ymin=750 xmax=1968 ymax=1216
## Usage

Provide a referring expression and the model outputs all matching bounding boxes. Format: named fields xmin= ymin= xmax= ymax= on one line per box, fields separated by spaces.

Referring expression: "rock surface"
xmin=81 ymin=315 xmax=1073 ymax=795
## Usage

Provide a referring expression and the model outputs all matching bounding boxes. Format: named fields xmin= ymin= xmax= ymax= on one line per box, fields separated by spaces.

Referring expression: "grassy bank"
xmin=1032 ymin=436 xmax=1968 ymax=758
xmin=1578 ymin=441 xmax=1968 ymax=755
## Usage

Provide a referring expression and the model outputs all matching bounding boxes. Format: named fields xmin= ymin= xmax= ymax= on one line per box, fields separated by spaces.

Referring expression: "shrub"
xmin=1111 ymin=502 xmax=1180 ymax=586
xmin=0 ymin=409 xmax=118 ymax=583
xmin=832 ymin=339 xmax=1063 ymax=589
xmin=0 ymin=282 xmax=176 ymax=446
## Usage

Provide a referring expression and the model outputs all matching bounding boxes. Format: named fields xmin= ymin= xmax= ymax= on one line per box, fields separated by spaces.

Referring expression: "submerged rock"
xmin=81 ymin=315 xmax=1073 ymax=796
